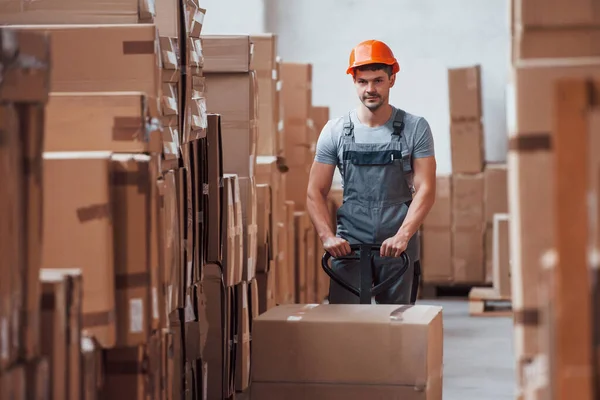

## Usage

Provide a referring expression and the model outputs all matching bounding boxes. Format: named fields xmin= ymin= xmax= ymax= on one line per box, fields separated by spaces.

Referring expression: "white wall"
xmin=203 ymin=0 xmax=511 ymax=175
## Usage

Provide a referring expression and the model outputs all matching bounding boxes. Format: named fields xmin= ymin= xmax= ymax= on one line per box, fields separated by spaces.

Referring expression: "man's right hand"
xmin=323 ymin=236 xmax=352 ymax=258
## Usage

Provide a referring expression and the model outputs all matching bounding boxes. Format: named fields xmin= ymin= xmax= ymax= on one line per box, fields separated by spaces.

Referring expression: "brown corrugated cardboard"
xmin=233 ymin=176 xmax=245 ymax=284
xmin=256 ymin=184 xmax=272 ymax=274
xmin=159 ymin=36 xmax=180 ymax=82
xmin=255 ymin=269 xmax=276 ymax=314
xmin=111 ymin=154 xmax=153 ymax=347
xmin=180 ymin=145 xmax=195 ymax=292
xmin=0 ymin=103 xmax=22 ymax=370
xmin=40 ymin=268 xmax=83 ymax=400
xmin=149 ymin=156 xmax=163 ymax=330
xmin=205 ymin=72 xmax=258 ymax=178
xmin=222 ymin=175 xmax=243 ymax=287
xmin=0 ymin=364 xmax=25 ymax=399
xmin=42 ymin=152 xmax=116 ymax=348
xmin=252 ymin=304 xmax=443 ymax=399
xmin=422 ymin=228 xmax=453 ymax=282
xmin=281 ymin=63 xmax=312 ymax=122
xmin=453 ymin=228 xmax=485 ymax=283
xmin=191 ymin=139 xmax=207 ymax=283
xmin=452 ymin=173 xmax=485 ymax=229
xmin=163 ymin=170 xmax=183 ymax=315
xmin=306 ymin=225 xmax=317 ymax=303
xmin=493 ymin=214 xmax=511 ymax=297
xmin=162 ymin=82 xmax=179 ymax=116
xmin=10 ymin=24 xmax=159 ymax=97
xmin=516 ymin=28 xmax=600 ymax=60
xmin=235 ymin=282 xmax=251 ymax=392
xmin=514 ymin=0 xmax=600 ymax=28
xmin=201 ymin=35 xmax=252 ymax=73
xmin=484 ymin=163 xmax=508 ymax=224
xmin=294 ymin=212 xmax=308 ymax=303
xmin=251 ymin=34 xmax=279 ymax=157
xmin=0 ymin=29 xmax=51 ymax=103
xmin=285 ymin=202 xmax=297 ymax=303
xmin=81 ymin=335 xmax=102 ymax=400
xmin=240 ymin=177 xmax=258 ymax=282
xmin=187 ymin=37 xmax=204 ymax=74
xmin=103 ymin=345 xmax=148 ymax=399
xmin=311 ymin=106 xmax=330 ymax=136
xmin=0 ymin=0 xmax=152 ymax=24
xmin=204 ymin=263 xmax=228 ymax=399
xmin=485 ymin=225 xmax=494 ymax=284
xmin=450 ymin=121 xmax=484 ymax=173
xmin=45 ymin=92 xmax=159 ymax=153
xmin=423 ymin=175 xmax=451 ymax=228
xmin=183 ymin=71 xmax=207 ymax=143
xmin=25 ymin=357 xmax=50 ymax=400
xmin=448 ymin=65 xmax=482 ymax=121
xmin=183 ymin=0 xmax=205 ymax=38
xmin=207 ymin=114 xmax=224 ymax=263
xmin=286 ymin=165 xmax=310 ymax=211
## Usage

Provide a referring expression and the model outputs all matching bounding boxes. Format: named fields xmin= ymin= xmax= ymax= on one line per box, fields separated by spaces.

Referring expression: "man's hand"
xmin=323 ymin=236 xmax=352 ymax=258
xmin=380 ymin=234 xmax=408 ymax=258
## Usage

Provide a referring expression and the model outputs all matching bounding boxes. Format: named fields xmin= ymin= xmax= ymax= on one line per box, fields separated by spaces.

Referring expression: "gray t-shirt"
xmin=314 ymin=107 xmax=435 ymax=185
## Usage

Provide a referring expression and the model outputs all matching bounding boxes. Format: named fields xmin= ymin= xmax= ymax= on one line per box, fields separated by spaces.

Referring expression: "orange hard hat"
xmin=346 ymin=40 xmax=400 ymax=75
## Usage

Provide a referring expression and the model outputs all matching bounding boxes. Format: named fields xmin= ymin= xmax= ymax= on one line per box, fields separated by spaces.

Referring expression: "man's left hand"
xmin=380 ymin=234 xmax=408 ymax=258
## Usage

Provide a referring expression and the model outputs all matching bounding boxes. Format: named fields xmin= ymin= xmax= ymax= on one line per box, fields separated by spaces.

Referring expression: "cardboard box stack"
xmin=0 ymin=27 xmax=51 ymax=399
xmin=509 ymin=0 xmax=600 ymax=398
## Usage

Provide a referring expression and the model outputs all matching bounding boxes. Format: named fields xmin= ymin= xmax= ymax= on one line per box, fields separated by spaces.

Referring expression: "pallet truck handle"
xmin=321 ymin=243 xmax=410 ymax=301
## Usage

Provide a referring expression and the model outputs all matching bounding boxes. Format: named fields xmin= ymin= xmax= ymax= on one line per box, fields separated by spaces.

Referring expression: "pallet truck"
xmin=321 ymin=243 xmax=418 ymax=304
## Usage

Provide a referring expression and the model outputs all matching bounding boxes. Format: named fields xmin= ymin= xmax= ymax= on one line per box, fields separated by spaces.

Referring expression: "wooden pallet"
xmin=468 ymin=287 xmax=512 ymax=317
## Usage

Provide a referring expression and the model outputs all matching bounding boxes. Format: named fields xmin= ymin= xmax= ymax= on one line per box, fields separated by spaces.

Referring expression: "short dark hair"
xmin=353 ymin=63 xmax=393 ymax=78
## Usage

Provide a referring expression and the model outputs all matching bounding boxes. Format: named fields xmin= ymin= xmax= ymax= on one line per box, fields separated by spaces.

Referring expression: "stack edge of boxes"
xmin=509 ymin=0 xmax=600 ymax=398
xmin=0 ymin=28 xmax=52 ymax=399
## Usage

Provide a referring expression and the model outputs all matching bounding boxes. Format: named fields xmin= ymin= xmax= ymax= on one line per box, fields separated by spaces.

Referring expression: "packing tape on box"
xmin=286 ymin=304 xmax=319 ymax=321
xmin=508 ymin=133 xmax=552 ymax=152
xmin=76 ymin=203 xmax=111 ymax=223
xmin=122 ymin=40 xmax=155 ymax=55
xmin=115 ymin=272 xmax=151 ymax=290
xmin=82 ymin=310 xmax=115 ymax=328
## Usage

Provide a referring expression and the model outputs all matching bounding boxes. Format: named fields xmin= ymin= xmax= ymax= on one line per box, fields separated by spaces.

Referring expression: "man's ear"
xmin=389 ymin=73 xmax=396 ymax=87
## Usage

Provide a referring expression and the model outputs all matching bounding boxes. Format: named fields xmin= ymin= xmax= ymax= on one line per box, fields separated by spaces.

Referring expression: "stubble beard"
xmin=362 ymin=94 xmax=384 ymax=111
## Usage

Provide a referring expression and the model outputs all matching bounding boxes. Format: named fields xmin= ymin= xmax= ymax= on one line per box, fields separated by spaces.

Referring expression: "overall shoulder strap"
xmin=392 ymin=108 xmax=406 ymax=136
xmin=342 ymin=112 xmax=354 ymax=136
xmin=392 ymin=108 xmax=414 ymax=178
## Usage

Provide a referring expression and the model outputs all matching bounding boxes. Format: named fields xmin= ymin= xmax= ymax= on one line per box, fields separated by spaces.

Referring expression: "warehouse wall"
xmin=204 ymin=0 xmax=511 ymax=175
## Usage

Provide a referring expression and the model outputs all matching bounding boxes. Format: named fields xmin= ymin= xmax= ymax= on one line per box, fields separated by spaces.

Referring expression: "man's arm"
xmin=306 ymin=162 xmax=351 ymax=257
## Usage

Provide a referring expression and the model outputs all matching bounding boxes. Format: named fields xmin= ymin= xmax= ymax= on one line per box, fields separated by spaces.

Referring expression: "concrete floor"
xmin=419 ymin=299 xmax=516 ymax=400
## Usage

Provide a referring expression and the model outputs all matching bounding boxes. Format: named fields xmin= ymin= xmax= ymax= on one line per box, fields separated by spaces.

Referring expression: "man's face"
xmin=353 ymin=68 xmax=395 ymax=111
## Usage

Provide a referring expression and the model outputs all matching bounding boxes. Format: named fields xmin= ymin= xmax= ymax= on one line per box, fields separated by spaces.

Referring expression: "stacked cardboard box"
xmin=0 ymin=28 xmax=51 ymax=399
xmin=508 ymin=0 xmax=600 ymax=398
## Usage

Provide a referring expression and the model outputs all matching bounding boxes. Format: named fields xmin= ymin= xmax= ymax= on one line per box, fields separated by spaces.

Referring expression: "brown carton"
xmin=484 ymin=163 xmax=508 ymax=224
xmin=205 ymin=72 xmax=258 ymax=178
xmin=286 ymin=165 xmax=310 ymax=210
xmin=0 ymin=29 xmax=51 ymax=103
xmin=251 ymin=34 xmax=279 ymax=156
xmin=206 ymin=114 xmax=224 ymax=263
xmin=256 ymin=184 xmax=273 ymax=274
xmin=0 ymin=0 xmax=153 ymax=24
xmin=158 ymin=36 xmax=180 ymax=83
xmin=183 ymin=0 xmax=205 ymax=38
xmin=81 ymin=335 xmax=102 ymax=400
xmin=240 ymin=176 xmax=258 ymax=282
xmin=450 ymin=121 xmax=484 ymax=173
xmin=514 ymin=0 xmax=600 ymax=28
xmin=452 ymin=173 xmax=485 ymax=229
xmin=42 ymin=152 xmax=116 ymax=348
xmin=25 ymin=357 xmax=50 ymax=400
xmin=183 ymin=73 xmax=207 ymax=143
xmin=453 ymin=228 xmax=485 ymax=283
xmin=294 ymin=212 xmax=308 ymax=303
xmin=103 ymin=345 xmax=148 ymax=399
xmin=235 ymin=282 xmax=251 ymax=392
xmin=201 ymin=35 xmax=252 ymax=73
xmin=252 ymin=304 xmax=443 ymax=399
xmin=493 ymin=214 xmax=511 ymax=297
xmin=423 ymin=175 xmax=451 ymax=228
xmin=45 ymin=92 xmax=159 ymax=153
xmin=516 ymin=28 xmax=600 ymax=60
xmin=111 ymin=154 xmax=153 ymax=347
xmin=10 ymin=24 xmax=159 ymax=98
xmin=447 ymin=65 xmax=482 ymax=121
xmin=0 ymin=364 xmax=25 ymax=400
xmin=422 ymin=228 xmax=453 ymax=283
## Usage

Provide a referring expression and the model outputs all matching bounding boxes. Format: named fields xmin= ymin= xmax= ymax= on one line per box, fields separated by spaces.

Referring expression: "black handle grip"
xmin=321 ymin=243 xmax=410 ymax=301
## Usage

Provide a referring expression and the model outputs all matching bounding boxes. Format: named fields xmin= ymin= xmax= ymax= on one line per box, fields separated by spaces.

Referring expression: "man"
xmin=306 ymin=39 xmax=437 ymax=305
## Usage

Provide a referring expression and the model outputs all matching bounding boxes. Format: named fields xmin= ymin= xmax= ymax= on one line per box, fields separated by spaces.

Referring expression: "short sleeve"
xmin=314 ymin=120 xmax=339 ymax=165
xmin=413 ymin=117 xmax=435 ymax=158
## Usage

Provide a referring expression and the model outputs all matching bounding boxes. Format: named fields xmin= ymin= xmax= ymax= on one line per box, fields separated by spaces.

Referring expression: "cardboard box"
xmin=251 ymin=34 xmax=279 ymax=157
xmin=513 ymin=0 xmax=600 ymax=28
xmin=25 ymin=357 xmax=50 ymax=400
xmin=450 ymin=121 xmax=484 ymax=173
xmin=222 ymin=175 xmax=243 ymax=287
xmin=453 ymin=228 xmax=485 ymax=283
xmin=493 ymin=214 xmax=511 ymax=297
xmin=252 ymin=304 xmax=443 ymax=399
xmin=447 ymin=65 xmax=482 ymax=121
xmin=155 ymin=0 xmax=180 ymax=38
xmin=111 ymin=154 xmax=153 ymax=347
xmin=423 ymin=175 xmax=451 ymax=228
xmin=422 ymin=228 xmax=453 ymax=283
xmin=256 ymin=183 xmax=273 ymax=274
xmin=42 ymin=152 xmax=116 ymax=348
xmin=183 ymin=72 xmax=207 ymax=143
xmin=240 ymin=177 xmax=258 ymax=282
xmin=294 ymin=213 xmax=308 ymax=303
xmin=202 ymin=35 xmax=252 ymax=73
xmin=235 ymin=282 xmax=251 ymax=392
xmin=103 ymin=345 xmax=148 ymax=399
xmin=515 ymin=28 xmax=600 ymax=60
xmin=485 ymin=225 xmax=494 ymax=284
xmin=286 ymin=165 xmax=310 ymax=211
xmin=10 ymin=24 xmax=159 ymax=97
xmin=0 ymin=0 xmax=153 ymax=24
xmin=255 ymin=269 xmax=277 ymax=314
xmin=0 ymin=364 xmax=25 ymax=399
xmin=158 ymin=36 xmax=180 ymax=82
xmin=81 ymin=336 xmax=102 ymax=400
xmin=452 ymin=173 xmax=485 ymax=229
xmin=207 ymin=114 xmax=224 ymax=263
xmin=484 ymin=163 xmax=508 ymax=224
xmin=183 ymin=0 xmax=205 ymax=38
xmin=205 ymin=72 xmax=258 ymax=178
xmin=0 ymin=29 xmax=51 ymax=103
xmin=45 ymin=92 xmax=159 ymax=153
